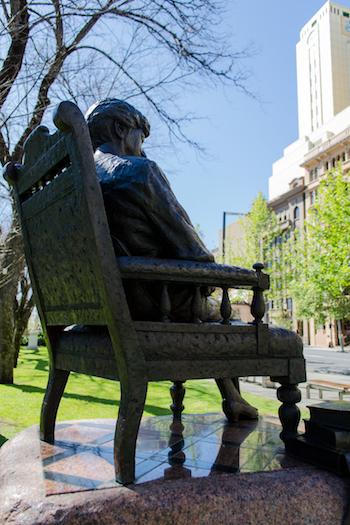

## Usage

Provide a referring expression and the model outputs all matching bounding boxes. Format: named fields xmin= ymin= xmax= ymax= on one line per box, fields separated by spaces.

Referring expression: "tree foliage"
xmin=291 ymin=167 xmax=350 ymax=325
xmin=225 ymin=192 xmax=293 ymax=327
xmin=243 ymin=192 xmax=277 ymax=266
xmin=224 ymin=193 xmax=276 ymax=267
xmin=225 ymin=170 xmax=350 ymax=331
xmin=246 ymin=193 xmax=293 ymax=328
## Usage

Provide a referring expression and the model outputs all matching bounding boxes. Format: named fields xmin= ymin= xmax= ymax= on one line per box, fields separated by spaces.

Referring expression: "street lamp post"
xmin=222 ymin=211 xmax=245 ymax=263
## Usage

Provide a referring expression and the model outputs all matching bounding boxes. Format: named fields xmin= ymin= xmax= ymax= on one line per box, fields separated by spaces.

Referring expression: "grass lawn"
xmin=0 ymin=346 xmax=283 ymax=446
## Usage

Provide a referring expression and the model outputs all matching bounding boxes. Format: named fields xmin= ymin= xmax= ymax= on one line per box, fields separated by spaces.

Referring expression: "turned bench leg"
xmin=277 ymin=383 xmax=301 ymax=441
xmin=114 ymin=379 xmax=147 ymax=485
xmin=170 ymin=381 xmax=186 ymax=421
xmin=40 ymin=368 xmax=70 ymax=442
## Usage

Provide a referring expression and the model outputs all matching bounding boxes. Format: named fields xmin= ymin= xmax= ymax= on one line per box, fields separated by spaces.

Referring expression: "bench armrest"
xmin=117 ymin=256 xmax=269 ymax=324
xmin=118 ymin=256 xmax=269 ymax=290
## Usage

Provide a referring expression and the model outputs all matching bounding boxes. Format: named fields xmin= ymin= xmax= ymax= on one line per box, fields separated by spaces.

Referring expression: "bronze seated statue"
xmin=85 ymin=98 xmax=258 ymax=418
xmin=5 ymin=99 xmax=306 ymax=484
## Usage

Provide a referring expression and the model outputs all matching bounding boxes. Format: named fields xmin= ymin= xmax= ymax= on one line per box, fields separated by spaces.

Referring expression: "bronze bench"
xmin=5 ymin=101 xmax=306 ymax=484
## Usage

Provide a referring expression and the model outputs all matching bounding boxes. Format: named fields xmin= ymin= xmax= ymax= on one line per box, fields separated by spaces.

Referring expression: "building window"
xmin=324 ymin=161 xmax=329 ymax=171
xmin=310 ymin=190 xmax=317 ymax=205
xmin=343 ymin=152 xmax=346 ymax=162
xmin=310 ymin=167 xmax=319 ymax=181
xmin=293 ymin=207 xmax=300 ymax=228
xmin=343 ymin=12 xmax=350 ymax=17
xmin=286 ymin=298 xmax=293 ymax=312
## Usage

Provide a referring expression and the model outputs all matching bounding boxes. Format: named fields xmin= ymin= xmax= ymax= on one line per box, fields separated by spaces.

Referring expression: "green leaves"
xmin=290 ymin=167 xmax=350 ymax=324
xmin=225 ymin=192 xmax=292 ymax=327
xmin=225 ymin=172 xmax=350 ymax=329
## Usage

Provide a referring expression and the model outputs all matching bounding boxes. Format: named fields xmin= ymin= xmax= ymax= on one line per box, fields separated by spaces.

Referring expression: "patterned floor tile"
xmin=40 ymin=415 xmax=295 ymax=496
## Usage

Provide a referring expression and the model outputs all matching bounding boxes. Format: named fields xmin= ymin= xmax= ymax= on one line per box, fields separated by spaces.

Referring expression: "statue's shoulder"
xmin=95 ymin=151 xmax=157 ymax=172
xmin=129 ymin=157 xmax=170 ymax=188
xmin=120 ymin=156 xmax=163 ymax=183
xmin=125 ymin=156 xmax=159 ymax=173
xmin=95 ymin=152 xmax=163 ymax=186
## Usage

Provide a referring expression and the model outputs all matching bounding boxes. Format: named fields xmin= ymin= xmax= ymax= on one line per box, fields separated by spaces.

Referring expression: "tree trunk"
xmin=0 ymin=286 xmax=16 ymax=384
xmin=337 ymin=319 xmax=345 ymax=352
xmin=0 ymin=217 xmax=26 ymax=384
xmin=13 ymin=287 xmax=34 ymax=368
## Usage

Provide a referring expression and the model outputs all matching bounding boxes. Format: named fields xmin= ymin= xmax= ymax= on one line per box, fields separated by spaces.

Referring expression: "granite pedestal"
xmin=1 ymin=414 xmax=348 ymax=524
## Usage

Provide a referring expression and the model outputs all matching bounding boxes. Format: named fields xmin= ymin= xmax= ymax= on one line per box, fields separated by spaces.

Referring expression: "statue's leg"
xmin=114 ymin=378 xmax=148 ymax=485
xmin=216 ymin=378 xmax=258 ymax=422
xmin=277 ymin=382 xmax=301 ymax=441
xmin=40 ymin=367 xmax=70 ymax=442
xmin=232 ymin=376 xmax=241 ymax=393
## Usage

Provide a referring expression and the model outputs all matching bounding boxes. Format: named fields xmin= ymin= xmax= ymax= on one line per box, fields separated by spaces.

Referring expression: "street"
xmin=304 ymin=346 xmax=350 ymax=376
xmin=240 ymin=345 xmax=350 ymax=408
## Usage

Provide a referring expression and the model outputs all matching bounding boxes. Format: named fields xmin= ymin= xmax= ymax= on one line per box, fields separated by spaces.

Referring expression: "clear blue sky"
xmin=148 ymin=0 xmax=350 ymax=250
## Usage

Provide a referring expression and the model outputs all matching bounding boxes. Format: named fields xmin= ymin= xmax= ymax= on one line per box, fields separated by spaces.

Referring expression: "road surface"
xmin=304 ymin=346 xmax=350 ymax=376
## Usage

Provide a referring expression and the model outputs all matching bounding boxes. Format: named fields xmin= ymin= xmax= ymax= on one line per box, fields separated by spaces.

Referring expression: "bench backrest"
xmin=8 ymin=102 xmax=133 ymax=337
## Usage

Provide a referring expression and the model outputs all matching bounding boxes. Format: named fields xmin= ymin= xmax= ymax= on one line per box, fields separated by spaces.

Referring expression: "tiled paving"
xmin=41 ymin=415 xmax=310 ymax=495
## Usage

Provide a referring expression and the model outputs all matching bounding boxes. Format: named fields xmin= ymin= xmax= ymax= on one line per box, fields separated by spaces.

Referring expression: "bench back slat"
xmin=21 ymin=166 xmax=104 ymax=324
xmin=17 ymin=126 xmax=106 ymax=325
xmin=18 ymin=129 xmax=69 ymax=196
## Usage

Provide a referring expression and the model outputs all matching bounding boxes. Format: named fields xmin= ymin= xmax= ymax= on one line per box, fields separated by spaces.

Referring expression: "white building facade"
xmin=269 ymin=0 xmax=350 ymax=200
xmin=269 ymin=1 xmax=350 ymax=346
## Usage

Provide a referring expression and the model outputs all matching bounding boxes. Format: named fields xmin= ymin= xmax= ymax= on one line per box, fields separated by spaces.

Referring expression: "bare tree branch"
xmin=66 ymin=0 xmax=116 ymax=51
xmin=0 ymin=0 xmax=30 ymax=108
xmin=12 ymin=0 xmax=120 ymax=159
xmin=0 ymin=0 xmax=10 ymax=21
xmin=0 ymin=128 xmax=10 ymax=165
xmin=51 ymin=0 xmax=63 ymax=49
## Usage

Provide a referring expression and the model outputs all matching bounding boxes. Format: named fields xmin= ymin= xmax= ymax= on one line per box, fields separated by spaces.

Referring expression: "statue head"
xmin=86 ymin=99 xmax=150 ymax=155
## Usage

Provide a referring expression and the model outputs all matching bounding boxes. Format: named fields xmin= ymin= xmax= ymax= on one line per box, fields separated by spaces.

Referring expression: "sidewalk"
xmin=304 ymin=344 xmax=350 ymax=352
xmin=240 ymin=372 xmax=350 ymax=410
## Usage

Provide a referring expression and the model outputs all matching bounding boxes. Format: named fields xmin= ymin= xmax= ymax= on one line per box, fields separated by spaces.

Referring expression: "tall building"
xmin=297 ymin=2 xmax=350 ymax=137
xmin=269 ymin=1 xmax=350 ymax=346
xmin=270 ymin=1 xmax=350 ymax=200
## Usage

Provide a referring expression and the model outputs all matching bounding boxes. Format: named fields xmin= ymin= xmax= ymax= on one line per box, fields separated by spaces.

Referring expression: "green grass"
xmin=0 ymin=346 xmax=283 ymax=446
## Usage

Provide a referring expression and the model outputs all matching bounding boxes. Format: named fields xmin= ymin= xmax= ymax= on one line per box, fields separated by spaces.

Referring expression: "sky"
xmin=147 ymin=0 xmax=350 ymax=250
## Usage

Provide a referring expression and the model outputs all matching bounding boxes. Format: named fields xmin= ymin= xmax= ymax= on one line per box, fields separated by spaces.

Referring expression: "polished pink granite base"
xmin=1 ymin=415 xmax=349 ymax=524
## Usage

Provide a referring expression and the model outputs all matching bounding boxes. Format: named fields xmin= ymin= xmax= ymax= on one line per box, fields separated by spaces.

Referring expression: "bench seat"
xmin=54 ymin=323 xmax=305 ymax=382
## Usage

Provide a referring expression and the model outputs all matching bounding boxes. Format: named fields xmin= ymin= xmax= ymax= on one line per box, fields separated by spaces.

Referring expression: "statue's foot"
xmin=217 ymin=378 xmax=259 ymax=422
xmin=224 ymin=400 xmax=258 ymax=422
